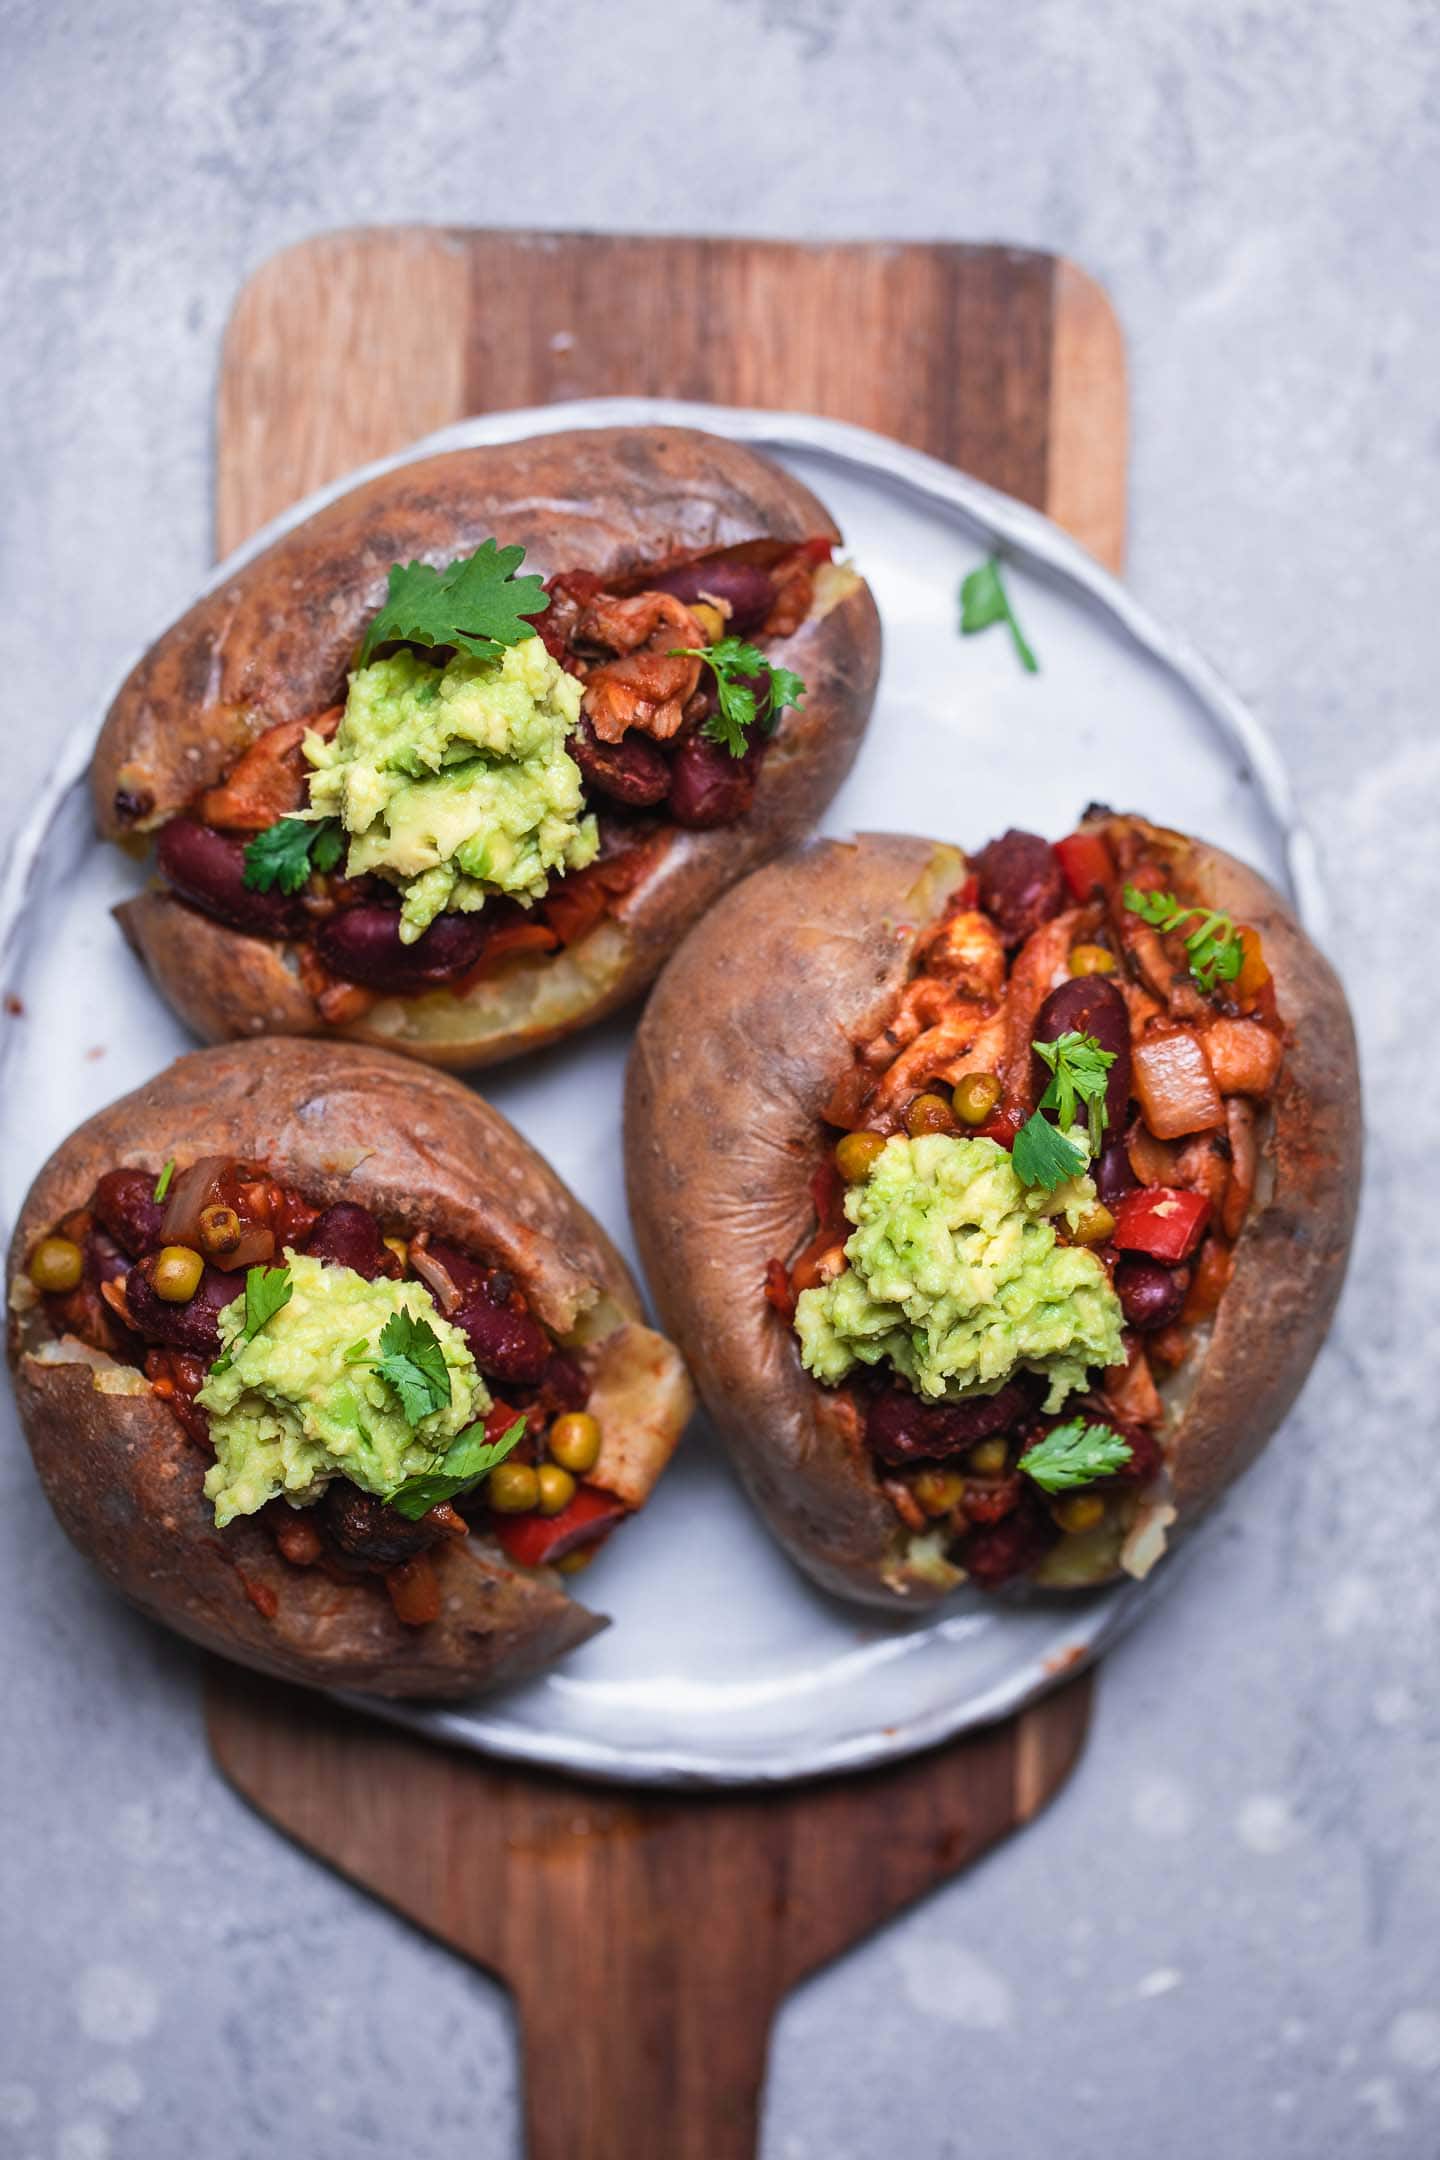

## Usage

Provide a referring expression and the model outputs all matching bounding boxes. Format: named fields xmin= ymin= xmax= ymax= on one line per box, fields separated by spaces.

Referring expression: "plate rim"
xmin=0 ymin=395 xmax=1313 ymax=1787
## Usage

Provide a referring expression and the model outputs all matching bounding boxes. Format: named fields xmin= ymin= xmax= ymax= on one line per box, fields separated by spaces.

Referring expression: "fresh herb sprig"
xmin=1123 ymin=884 xmax=1242 ymax=994
xmin=389 ymin=1417 xmax=527 ymax=1521
xmin=959 ymin=556 xmax=1039 ymax=674
xmin=1011 ymin=1113 xmax=1087 ymax=1192
xmin=153 ymin=1159 xmax=175 ymax=1204
xmin=670 ymin=637 xmax=806 ymax=758
xmin=359 ymin=538 xmax=549 ymax=666
xmin=1021 ymin=1418 xmax=1133 ymax=1493
xmin=242 ymin=815 xmax=345 ymax=896
xmin=1033 ymin=1031 xmax=1115 ymax=1155
xmin=374 ymin=1309 xmax=452 ymax=1429
xmin=209 ymin=1262 xmax=293 ymax=1377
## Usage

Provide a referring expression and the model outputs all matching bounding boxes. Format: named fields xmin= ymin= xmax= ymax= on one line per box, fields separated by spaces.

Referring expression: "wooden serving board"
xmin=206 ymin=226 xmax=1128 ymax=2160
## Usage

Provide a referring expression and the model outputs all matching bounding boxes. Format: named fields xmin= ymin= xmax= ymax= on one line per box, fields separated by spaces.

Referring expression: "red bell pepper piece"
xmin=1054 ymin=830 xmax=1117 ymax=904
xmin=975 ymin=1103 xmax=1024 ymax=1149
xmin=1111 ymin=1185 xmax=1211 ymax=1263
xmin=494 ymin=1486 xmax=627 ymax=1569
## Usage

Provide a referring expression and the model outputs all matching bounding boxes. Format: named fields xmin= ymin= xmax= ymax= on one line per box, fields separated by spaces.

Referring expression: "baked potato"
xmin=625 ymin=813 xmax=1360 ymax=1606
xmin=8 ymin=1040 xmax=692 ymax=1698
xmin=97 ymin=425 xmax=881 ymax=1068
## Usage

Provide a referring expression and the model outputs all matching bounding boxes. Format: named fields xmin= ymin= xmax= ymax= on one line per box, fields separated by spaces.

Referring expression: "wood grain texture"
xmin=208 ymin=223 xmax=1126 ymax=2160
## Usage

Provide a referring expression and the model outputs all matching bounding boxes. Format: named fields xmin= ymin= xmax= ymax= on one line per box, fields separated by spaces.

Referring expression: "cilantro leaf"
xmin=960 ymin=556 xmax=1039 ymax=674
xmin=1021 ymin=1417 xmax=1133 ymax=1493
xmin=1011 ymin=1112 xmax=1087 ymax=1191
xmin=359 ymin=539 xmax=549 ymax=665
xmin=1033 ymin=1031 xmax=1116 ymax=1154
xmin=1122 ymin=884 xmax=1243 ymax=993
xmin=375 ymin=1308 xmax=452 ymax=1428
xmin=243 ymin=816 xmax=345 ymax=896
xmin=153 ymin=1159 xmax=175 ymax=1203
xmin=670 ymin=637 xmax=807 ymax=758
xmin=389 ymin=1416 xmax=527 ymax=1521
xmin=243 ymin=1264 xmax=292 ymax=1340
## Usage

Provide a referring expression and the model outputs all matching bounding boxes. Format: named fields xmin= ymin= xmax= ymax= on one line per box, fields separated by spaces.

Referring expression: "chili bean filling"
xmin=31 ymin=1159 xmax=622 ymax=1625
xmin=768 ymin=814 xmax=1286 ymax=1589
xmin=150 ymin=537 xmax=831 ymax=1019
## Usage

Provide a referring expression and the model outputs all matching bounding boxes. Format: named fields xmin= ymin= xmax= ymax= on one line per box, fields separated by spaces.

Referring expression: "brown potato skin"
xmin=8 ymin=1040 xmax=692 ymax=1697
xmin=624 ymin=825 xmax=1361 ymax=1607
xmin=98 ymin=427 xmax=882 ymax=1069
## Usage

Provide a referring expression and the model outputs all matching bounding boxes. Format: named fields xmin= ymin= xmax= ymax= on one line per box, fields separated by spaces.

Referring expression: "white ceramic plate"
xmin=0 ymin=398 xmax=1313 ymax=1786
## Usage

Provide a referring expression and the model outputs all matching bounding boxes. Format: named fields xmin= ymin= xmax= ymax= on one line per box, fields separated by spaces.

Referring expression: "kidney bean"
xmin=318 ymin=1484 xmax=441 ymax=1571
xmin=570 ymin=715 xmax=671 ymax=807
xmin=305 ymin=1203 xmax=393 ymax=1281
xmin=1092 ymin=1135 xmax=1139 ymax=1206
xmin=667 ymin=734 xmax=761 ymax=830
xmin=866 ymin=1378 xmax=1036 ymax=1467
xmin=92 ymin=1169 xmax=165 ymax=1259
xmin=1031 ymin=975 xmax=1133 ymax=1132
xmin=963 ymin=1493 xmax=1060 ymax=1587
xmin=1114 ymin=1255 xmax=1191 ymax=1332
xmin=123 ymin=1263 xmax=240 ymax=1356
xmin=156 ymin=817 xmax=304 ymax=937
xmin=454 ymin=1291 xmax=552 ymax=1388
xmin=974 ymin=829 xmax=1066 ymax=948
xmin=315 ymin=905 xmax=491 ymax=994
xmin=539 ymin=1351 xmax=590 ymax=1414
xmin=650 ymin=558 xmax=776 ymax=635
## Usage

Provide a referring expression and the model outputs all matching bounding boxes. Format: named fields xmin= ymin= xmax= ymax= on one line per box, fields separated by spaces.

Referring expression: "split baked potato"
xmin=8 ymin=1040 xmax=692 ymax=1697
xmin=625 ymin=814 xmax=1360 ymax=1606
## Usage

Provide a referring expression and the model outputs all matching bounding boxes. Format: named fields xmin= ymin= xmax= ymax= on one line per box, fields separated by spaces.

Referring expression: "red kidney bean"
xmin=650 ymin=558 xmax=776 ymax=635
xmin=305 ymin=1203 xmax=393 ymax=1281
xmin=124 ymin=1263 xmax=240 ymax=1356
xmin=315 ymin=905 xmax=491 ymax=994
xmin=318 ymin=1484 xmax=442 ymax=1571
xmin=974 ymin=829 xmax=1066 ymax=948
xmin=1114 ymin=1255 xmax=1191 ymax=1332
xmin=866 ymin=1378 xmax=1036 ymax=1467
xmin=1031 ymin=975 xmax=1133 ymax=1131
xmin=570 ymin=715 xmax=671 ymax=807
xmin=962 ymin=1492 xmax=1059 ymax=1587
xmin=156 ymin=817 xmax=304 ymax=937
xmin=539 ymin=1351 xmax=589 ymax=1414
xmin=422 ymin=1238 xmax=486 ymax=1302
xmin=92 ymin=1170 xmax=165 ymax=1259
xmin=1092 ymin=1135 xmax=1139 ymax=1206
xmin=667 ymin=734 xmax=761 ymax=829
xmin=454 ymin=1292 xmax=552 ymax=1387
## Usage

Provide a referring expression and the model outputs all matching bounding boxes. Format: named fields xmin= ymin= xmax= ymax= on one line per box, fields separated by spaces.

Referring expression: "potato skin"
xmin=7 ymin=1040 xmax=692 ymax=1697
xmin=624 ymin=826 xmax=1361 ymax=1607
xmin=98 ymin=427 xmax=882 ymax=1069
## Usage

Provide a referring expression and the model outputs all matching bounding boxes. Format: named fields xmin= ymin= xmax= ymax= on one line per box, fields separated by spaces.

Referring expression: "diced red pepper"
xmin=1053 ymin=830 xmax=1117 ymax=904
xmin=800 ymin=536 xmax=836 ymax=565
xmin=1111 ymin=1185 xmax=1212 ymax=1264
xmin=494 ymin=1486 xmax=627 ymax=1569
xmin=763 ymin=1258 xmax=797 ymax=1321
xmin=975 ymin=1103 xmax=1024 ymax=1149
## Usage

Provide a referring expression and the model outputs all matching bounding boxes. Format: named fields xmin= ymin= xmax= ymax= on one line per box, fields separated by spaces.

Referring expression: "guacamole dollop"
xmin=794 ymin=1132 xmax=1123 ymax=1411
xmin=196 ymin=1252 xmax=490 ymax=1527
xmin=305 ymin=638 xmax=598 ymax=942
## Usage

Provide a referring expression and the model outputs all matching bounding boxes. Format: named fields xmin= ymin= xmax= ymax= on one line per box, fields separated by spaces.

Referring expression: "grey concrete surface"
xmin=2 ymin=2 xmax=1437 ymax=2155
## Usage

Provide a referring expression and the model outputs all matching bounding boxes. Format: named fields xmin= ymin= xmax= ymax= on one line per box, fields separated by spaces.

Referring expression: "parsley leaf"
xmin=670 ymin=638 xmax=807 ymax=758
xmin=389 ymin=1416 xmax=527 ymax=1521
xmin=1122 ymin=883 xmax=1243 ymax=994
xmin=1011 ymin=1112 xmax=1087 ymax=1191
xmin=244 ymin=1264 xmax=292 ymax=1340
xmin=359 ymin=539 xmax=549 ymax=666
xmin=959 ymin=556 xmax=1039 ymax=674
xmin=1021 ymin=1418 xmax=1133 ymax=1493
xmin=1033 ymin=1031 xmax=1116 ymax=1154
xmin=375 ymin=1309 xmax=452 ymax=1428
xmin=242 ymin=815 xmax=345 ymax=896
xmin=153 ymin=1159 xmax=175 ymax=1203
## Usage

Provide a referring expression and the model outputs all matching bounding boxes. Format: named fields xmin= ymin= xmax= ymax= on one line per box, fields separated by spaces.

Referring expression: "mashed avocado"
xmin=794 ymin=1132 xmax=1123 ymax=1411
xmin=305 ymin=638 xmax=598 ymax=941
xmin=196 ymin=1252 xmax=490 ymax=1527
